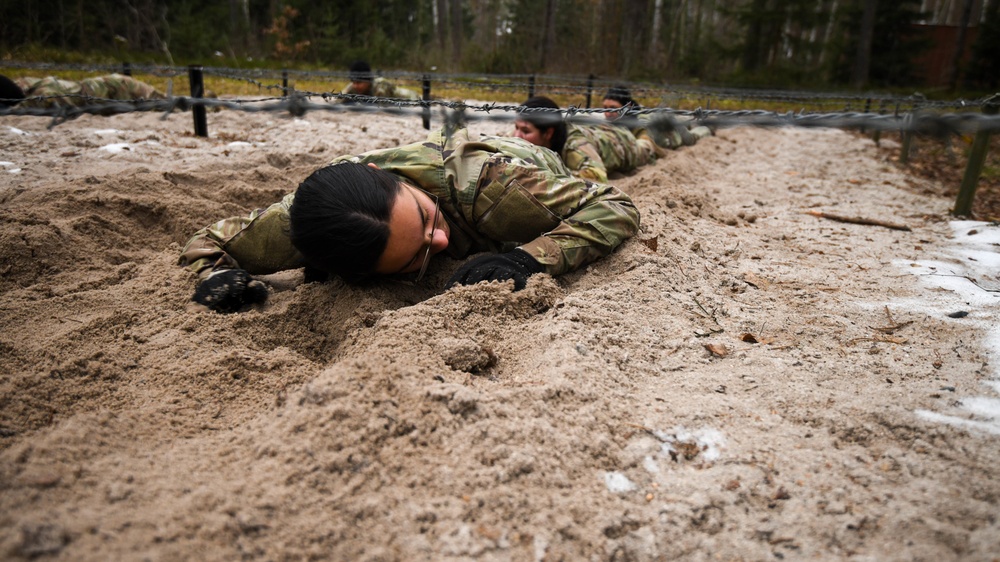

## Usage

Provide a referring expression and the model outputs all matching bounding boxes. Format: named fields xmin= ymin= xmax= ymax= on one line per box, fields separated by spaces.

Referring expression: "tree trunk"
xmin=450 ymin=0 xmax=463 ymax=64
xmin=673 ymin=0 xmax=688 ymax=71
xmin=947 ymin=0 xmax=975 ymax=90
xmin=851 ymin=0 xmax=877 ymax=89
xmin=77 ymin=0 xmax=86 ymax=51
xmin=742 ymin=0 xmax=767 ymax=72
xmin=651 ymin=0 xmax=663 ymax=60
xmin=436 ymin=0 xmax=447 ymax=53
xmin=539 ymin=0 xmax=557 ymax=71
xmin=817 ymin=0 xmax=838 ymax=67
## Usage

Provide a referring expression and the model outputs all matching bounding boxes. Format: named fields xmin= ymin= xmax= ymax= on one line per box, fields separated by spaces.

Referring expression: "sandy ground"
xmin=1 ymin=101 xmax=999 ymax=562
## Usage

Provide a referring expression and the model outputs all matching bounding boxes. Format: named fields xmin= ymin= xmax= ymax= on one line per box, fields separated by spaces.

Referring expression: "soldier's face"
xmin=352 ymin=80 xmax=372 ymax=95
xmin=513 ymin=120 xmax=554 ymax=149
xmin=602 ymin=99 xmax=624 ymax=120
xmin=374 ymin=183 xmax=450 ymax=276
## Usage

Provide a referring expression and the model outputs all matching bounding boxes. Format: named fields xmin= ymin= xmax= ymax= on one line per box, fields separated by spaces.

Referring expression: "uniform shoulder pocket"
xmin=474 ymin=178 xmax=561 ymax=244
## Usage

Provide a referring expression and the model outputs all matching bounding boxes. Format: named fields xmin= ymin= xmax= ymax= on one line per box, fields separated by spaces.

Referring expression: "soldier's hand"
xmin=446 ymin=249 xmax=545 ymax=292
xmin=192 ymin=269 xmax=268 ymax=313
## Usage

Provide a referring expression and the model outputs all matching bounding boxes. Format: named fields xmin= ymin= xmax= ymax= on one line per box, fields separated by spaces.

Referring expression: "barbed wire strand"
xmin=3 ymin=91 xmax=999 ymax=135
xmin=3 ymin=60 xmax=995 ymax=111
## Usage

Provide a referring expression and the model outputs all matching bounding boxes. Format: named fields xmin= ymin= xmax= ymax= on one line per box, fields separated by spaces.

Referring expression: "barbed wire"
xmin=3 ymin=91 xmax=999 ymax=135
xmin=4 ymin=60 xmax=995 ymax=112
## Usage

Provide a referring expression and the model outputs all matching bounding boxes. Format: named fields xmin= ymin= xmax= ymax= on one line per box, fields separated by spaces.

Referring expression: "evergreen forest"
xmin=2 ymin=0 xmax=998 ymax=93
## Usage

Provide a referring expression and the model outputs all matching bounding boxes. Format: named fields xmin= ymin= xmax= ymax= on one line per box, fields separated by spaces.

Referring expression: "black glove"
xmin=446 ymin=249 xmax=545 ymax=292
xmin=192 ymin=269 xmax=268 ymax=313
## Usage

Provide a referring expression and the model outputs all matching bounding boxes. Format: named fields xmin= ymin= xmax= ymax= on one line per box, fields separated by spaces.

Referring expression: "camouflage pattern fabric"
xmin=340 ymin=77 xmax=419 ymax=100
xmin=635 ymin=114 xmax=714 ymax=149
xmin=179 ymin=127 xmax=639 ymax=280
xmin=15 ymin=74 xmax=164 ymax=108
xmin=562 ymin=123 xmax=657 ymax=183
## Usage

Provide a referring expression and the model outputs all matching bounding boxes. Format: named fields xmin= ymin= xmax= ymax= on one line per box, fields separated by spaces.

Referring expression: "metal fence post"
xmin=953 ymin=95 xmax=999 ymax=217
xmin=422 ymin=74 xmax=431 ymax=130
xmin=188 ymin=65 xmax=208 ymax=138
xmin=122 ymin=62 xmax=132 ymax=76
xmin=282 ymin=70 xmax=289 ymax=96
xmin=585 ymin=74 xmax=594 ymax=108
xmin=528 ymin=75 xmax=535 ymax=98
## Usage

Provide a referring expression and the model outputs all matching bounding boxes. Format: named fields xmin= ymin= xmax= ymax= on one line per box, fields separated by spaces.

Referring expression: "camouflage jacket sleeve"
xmin=340 ymin=78 xmax=418 ymax=102
xmin=371 ymin=78 xmax=419 ymax=100
xmin=16 ymin=74 xmax=163 ymax=108
xmin=177 ymin=193 xmax=304 ymax=278
xmin=90 ymin=74 xmax=164 ymax=100
xmin=15 ymin=76 xmax=84 ymax=108
xmin=562 ymin=125 xmax=609 ymax=183
xmin=474 ymin=137 xmax=640 ymax=276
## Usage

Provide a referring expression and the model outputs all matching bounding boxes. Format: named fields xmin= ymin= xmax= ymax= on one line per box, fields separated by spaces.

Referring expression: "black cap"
xmin=0 ymin=75 xmax=25 ymax=107
xmin=604 ymin=84 xmax=636 ymax=108
xmin=348 ymin=61 xmax=373 ymax=82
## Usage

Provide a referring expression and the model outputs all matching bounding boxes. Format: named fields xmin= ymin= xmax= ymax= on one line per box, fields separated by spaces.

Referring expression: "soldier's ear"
xmin=542 ymin=127 xmax=555 ymax=145
xmin=366 ymin=163 xmax=381 ymax=170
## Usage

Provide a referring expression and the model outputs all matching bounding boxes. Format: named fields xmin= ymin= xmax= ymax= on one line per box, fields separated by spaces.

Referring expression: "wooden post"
xmin=953 ymin=96 xmax=999 ymax=217
xmin=898 ymin=104 xmax=912 ymax=165
xmin=900 ymin=132 xmax=913 ymax=164
xmin=422 ymin=74 xmax=431 ymax=130
xmin=188 ymin=65 xmax=208 ymax=138
xmin=859 ymin=97 xmax=871 ymax=135
xmin=282 ymin=70 xmax=289 ymax=96
xmin=528 ymin=75 xmax=535 ymax=98
xmin=585 ymin=74 xmax=594 ymax=108
xmin=872 ymin=99 xmax=886 ymax=145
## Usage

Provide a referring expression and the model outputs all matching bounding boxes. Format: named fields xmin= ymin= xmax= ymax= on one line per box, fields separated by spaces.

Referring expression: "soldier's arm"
xmin=394 ymin=85 xmax=420 ymax=100
xmin=562 ymin=138 xmax=609 ymax=184
xmin=178 ymin=193 xmax=303 ymax=279
xmin=517 ymin=172 xmax=639 ymax=276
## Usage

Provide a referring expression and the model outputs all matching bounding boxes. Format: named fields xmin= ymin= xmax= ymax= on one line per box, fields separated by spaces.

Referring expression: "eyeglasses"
xmin=413 ymin=193 xmax=440 ymax=283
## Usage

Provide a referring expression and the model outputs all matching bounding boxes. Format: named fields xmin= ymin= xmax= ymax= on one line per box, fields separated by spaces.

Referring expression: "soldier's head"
xmin=348 ymin=61 xmax=374 ymax=95
xmin=289 ymin=162 xmax=450 ymax=283
xmin=0 ymin=75 xmax=25 ymax=107
xmin=514 ymin=96 xmax=567 ymax=154
xmin=602 ymin=85 xmax=638 ymax=120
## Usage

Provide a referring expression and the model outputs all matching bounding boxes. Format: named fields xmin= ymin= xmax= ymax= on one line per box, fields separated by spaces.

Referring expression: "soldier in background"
xmin=512 ymin=95 xmax=660 ymax=183
xmin=7 ymin=73 xmax=165 ymax=108
xmin=340 ymin=60 xmax=419 ymax=101
xmin=180 ymin=126 xmax=640 ymax=313
xmin=601 ymin=84 xmax=641 ymax=121
xmin=601 ymin=84 xmax=713 ymax=148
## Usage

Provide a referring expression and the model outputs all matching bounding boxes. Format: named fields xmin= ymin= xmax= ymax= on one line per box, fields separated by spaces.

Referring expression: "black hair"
xmin=348 ymin=60 xmax=374 ymax=83
xmin=289 ymin=162 xmax=402 ymax=283
xmin=518 ymin=96 xmax=567 ymax=155
xmin=0 ymin=75 xmax=25 ymax=107
xmin=603 ymin=84 xmax=640 ymax=110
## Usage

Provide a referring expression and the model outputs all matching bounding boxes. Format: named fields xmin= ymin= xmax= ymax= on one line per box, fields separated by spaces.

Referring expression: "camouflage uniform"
xmin=340 ymin=77 xmax=419 ymax=100
xmin=627 ymin=115 xmax=712 ymax=150
xmin=560 ymin=123 xmax=657 ymax=183
xmin=15 ymin=74 xmax=164 ymax=108
xmin=179 ymin=127 xmax=639 ymax=280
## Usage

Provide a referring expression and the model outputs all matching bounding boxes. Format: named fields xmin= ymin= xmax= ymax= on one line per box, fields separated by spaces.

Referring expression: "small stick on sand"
xmin=805 ymin=210 xmax=911 ymax=231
